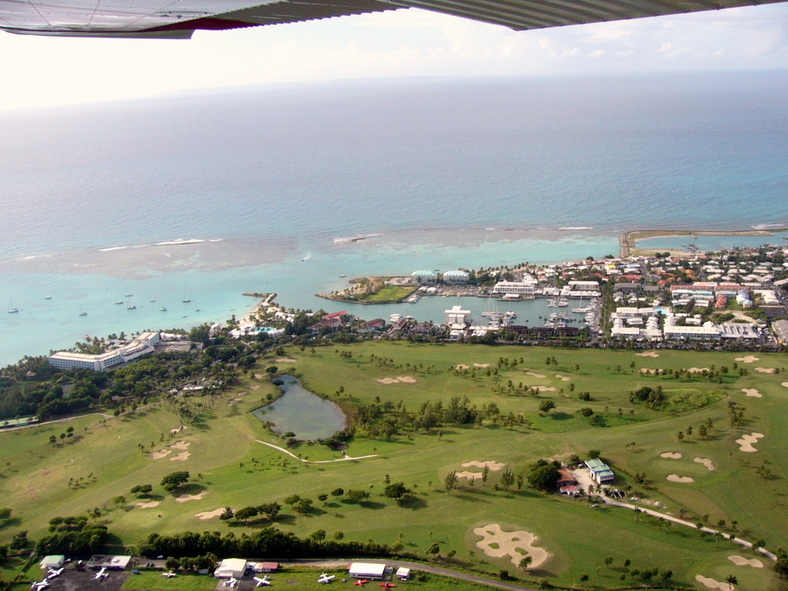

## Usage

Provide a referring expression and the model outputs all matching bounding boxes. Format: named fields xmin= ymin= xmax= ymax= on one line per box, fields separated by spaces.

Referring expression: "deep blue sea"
xmin=1 ymin=71 xmax=786 ymax=365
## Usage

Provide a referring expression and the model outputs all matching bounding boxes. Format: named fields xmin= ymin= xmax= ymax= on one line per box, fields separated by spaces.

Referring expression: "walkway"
xmin=255 ymin=440 xmax=378 ymax=464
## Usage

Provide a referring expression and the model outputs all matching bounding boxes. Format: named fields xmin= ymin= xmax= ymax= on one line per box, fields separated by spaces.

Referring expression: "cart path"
xmin=255 ymin=439 xmax=378 ymax=463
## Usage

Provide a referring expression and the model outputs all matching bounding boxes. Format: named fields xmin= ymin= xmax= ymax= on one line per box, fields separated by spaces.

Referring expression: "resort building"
xmin=411 ymin=270 xmax=438 ymax=284
xmin=48 ymin=332 xmax=160 ymax=372
xmin=441 ymin=270 xmax=470 ymax=283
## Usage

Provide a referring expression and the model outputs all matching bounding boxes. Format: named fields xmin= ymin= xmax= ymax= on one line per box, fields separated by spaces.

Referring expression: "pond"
xmin=252 ymin=374 xmax=346 ymax=441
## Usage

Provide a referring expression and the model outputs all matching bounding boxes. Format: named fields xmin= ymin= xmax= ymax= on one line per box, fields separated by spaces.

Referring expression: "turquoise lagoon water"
xmin=1 ymin=72 xmax=786 ymax=366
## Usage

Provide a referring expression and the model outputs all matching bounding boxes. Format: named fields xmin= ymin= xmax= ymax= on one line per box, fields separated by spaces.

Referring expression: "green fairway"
xmin=1 ymin=343 xmax=786 ymax=590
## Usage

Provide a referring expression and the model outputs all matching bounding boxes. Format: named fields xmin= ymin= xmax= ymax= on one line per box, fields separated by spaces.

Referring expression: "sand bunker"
xmin=376 ymin=376 xmax=416 ymax=384
xmin=696 ymin=575 xmax=734 ymax=590
xmin=474 ymin=363 xmax=490 ymax=368
xmin=554 ymin=374 xmax=570 ymax=382
xmin=741 ymin=388 xmax=762 ymax=398
xmin=533 ymin=386 xmax=556 ymax=392
xmin=667 ymin=474 xmax=695 ymax=483
xmin=526 ymin=371 xmax=545 ymax=378
xmin=735 ymin=356 xmax=759 ymax=363
xmin=462 ymin=460 xmax=506 ymax=471
xmin=473 ymin=524 xmax=550 ymax=570
xmin=783 ymin=382 xmax=788 ymax=389
xmin=735 ymin=433 xmax=764 ymax=453
xmin=175 ymin=490 xmax=207 ymax=503
xmin=687 ymin=367 xmax=710 ymax=373
xmin=455 ymin=364 xmax=469 ymax=370
xmin=660 ymin=452 xmax=682 ymax=459
xmin=755 ymin=367 xmax=776 ymax=374
xmin=170 ymin=451 xmax=191 ymax=462
xmin=694 ymin=457 xmax=715 ymax=471
xmin=275 ymin=357 xmax=297 ymax=363
xmin=152 ymin=449 xmax=172 ymax=460
xmin=195 ymin=508 xmax=225 ymax=520
xmin=171 ymin=440 xmax=190 ymax=450
xmin=250 ymin=384 xmax=260 ymax=390
xmin=636 ymin=351 xmax=660 ymax=358
xmin=170 ymin=426 xmax=187 ymax=434
xmin=727 ymin=555 xmax=763 ymax=568
xmin=136 ymin=501 xmax=160 ymax=509
xmin=457 ymin=471 xmax=483 ymax=481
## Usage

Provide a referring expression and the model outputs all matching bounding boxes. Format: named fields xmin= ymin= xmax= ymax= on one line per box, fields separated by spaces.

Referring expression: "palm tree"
xmin=723 ymin=574 xmax=737 ymax=590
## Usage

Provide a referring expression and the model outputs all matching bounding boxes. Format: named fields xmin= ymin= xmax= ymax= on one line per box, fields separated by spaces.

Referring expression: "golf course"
xmin=1 ymin=343 xmax=786 ymax=590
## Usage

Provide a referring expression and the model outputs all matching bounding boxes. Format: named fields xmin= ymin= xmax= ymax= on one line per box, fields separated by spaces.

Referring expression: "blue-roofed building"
xmin=442 ymin=270 xmax=470 ymax=284
xmin=585 ymin=458 xmax=615 ymax=484
xmin=411 ymin=270 xmax=438 ymax=284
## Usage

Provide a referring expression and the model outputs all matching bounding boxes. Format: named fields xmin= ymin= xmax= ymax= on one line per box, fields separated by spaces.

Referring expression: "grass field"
xmin=1 ymin=343 xmax=786 ymax=590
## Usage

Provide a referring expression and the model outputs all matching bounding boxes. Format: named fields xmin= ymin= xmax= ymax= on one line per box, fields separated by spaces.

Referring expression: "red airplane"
xmin=379 ymin=583 xmax=396 ymax=590
xmin=353 ymin=581 xmax=369 ymax=587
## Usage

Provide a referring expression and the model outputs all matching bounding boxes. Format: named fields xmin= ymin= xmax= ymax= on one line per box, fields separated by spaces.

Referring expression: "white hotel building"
xmin=48 ymin=332 xmax=160 ymax=372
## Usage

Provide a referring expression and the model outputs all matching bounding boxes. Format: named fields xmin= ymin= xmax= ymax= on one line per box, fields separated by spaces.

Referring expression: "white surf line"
xmin=603 ymin=497 xmax=776 ymax=561
xmin=255 ymin=440 xmax=378 ymax=463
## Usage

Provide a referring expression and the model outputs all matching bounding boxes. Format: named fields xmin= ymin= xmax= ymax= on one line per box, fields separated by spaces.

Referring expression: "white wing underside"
xmin=0 ymin=0 xmax=784 ymax=37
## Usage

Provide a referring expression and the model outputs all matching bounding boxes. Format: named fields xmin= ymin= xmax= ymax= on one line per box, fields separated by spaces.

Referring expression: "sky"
xmin=1 ymin=3 xmax=787 ymax=111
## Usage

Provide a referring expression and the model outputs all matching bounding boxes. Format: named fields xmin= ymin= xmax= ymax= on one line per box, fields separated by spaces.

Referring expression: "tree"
xmin=538 ymin=400 xmax=556 ymax=415
xmin=527 ymin=462 xmax=559 ymax=491
xmin=384 ymin=482 xmax=411 ymax=499
xmin=235 ymin=506 xmax=259 ymax=523
xmin=444 ymin=471 xmax=458 ymax=491
xmin=604 ymin=556 xmax=614 ymax=568
xmin=519 ymin=555 xmax=532 ymax=571
xmin=130 ymin=484 xmax=153 ymax=496
xmin=724 ymin=574 xmax=737 ymax=590
xmin=427 ymin=542 xmax=440 ymax=558
xmin=161 ymin=471 xmax=190 ymax=492
xmin=587 ymin=449 xmax=601 ymax=459
xmin=112 ymin=495 xmax=127 ymax=508
xmin=501 ymin=469 xmax=515 ymax=490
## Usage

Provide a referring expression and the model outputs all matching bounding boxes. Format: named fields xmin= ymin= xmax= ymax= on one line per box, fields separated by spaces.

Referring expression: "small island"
xmin=317 ymin=276 xmax=419 ymax=304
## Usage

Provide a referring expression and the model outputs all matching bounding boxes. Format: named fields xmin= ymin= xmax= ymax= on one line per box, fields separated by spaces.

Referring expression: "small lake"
xmin=252 ymin=375 xmax=346 ymax=440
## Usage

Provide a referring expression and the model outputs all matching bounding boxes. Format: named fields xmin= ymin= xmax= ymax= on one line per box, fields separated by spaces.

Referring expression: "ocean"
xmin=0 ymin=71 xmax=786 ymax=366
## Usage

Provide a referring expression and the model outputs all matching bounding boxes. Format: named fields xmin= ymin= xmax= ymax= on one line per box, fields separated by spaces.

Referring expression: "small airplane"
xmin=95 ymin=568 xmax=108 ymax=580
xmin=379 ymin=583 xmax=396 ymax=590
xmin=225 ymin=577 xmax=239 ymax=588
xmin=31 ymin=582 xmax=49 ymax=591
xmin=354 ymin=580 xmax=369 ymax=587
xmin=162 ymin=572 xmax=177 ymax=578
xmin=47 ymin=568 xmax=64 ymax=579
xmin=254 ymin=576 xmax=272 ymax=587
xmin=318 ymin=574 xmax=336 ymax=584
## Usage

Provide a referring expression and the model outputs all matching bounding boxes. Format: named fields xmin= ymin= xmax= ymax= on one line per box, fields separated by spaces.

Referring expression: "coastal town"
xmin=41 ymin=239 xmax=788 ymax=372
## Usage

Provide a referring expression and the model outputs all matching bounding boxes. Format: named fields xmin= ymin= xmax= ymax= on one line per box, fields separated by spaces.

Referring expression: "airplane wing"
xmin=0 ymin=0 xmax=785 ymax=38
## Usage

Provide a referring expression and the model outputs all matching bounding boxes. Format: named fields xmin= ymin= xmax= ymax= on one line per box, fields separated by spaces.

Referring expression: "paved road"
xmin=285 ymin=559 xmax=538 ymax=591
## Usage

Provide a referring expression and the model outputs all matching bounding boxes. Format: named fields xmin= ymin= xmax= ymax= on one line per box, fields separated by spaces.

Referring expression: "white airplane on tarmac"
xmin=255 ymin=575 xmax=272 ymax=587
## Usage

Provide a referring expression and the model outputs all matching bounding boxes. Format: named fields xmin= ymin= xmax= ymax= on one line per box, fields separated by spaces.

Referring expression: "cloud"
xmin=0 ymin=3 xmax=786 ymax=111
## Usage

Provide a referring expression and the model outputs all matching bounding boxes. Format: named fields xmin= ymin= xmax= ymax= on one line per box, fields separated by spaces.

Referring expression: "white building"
xmin=348 ymin=563 xmax=387 ymax=580
xmin=445 ymin=305 xmax=472 ymax=325
xmin=411 ymin=270 xmax=438 ymax=284
xmin=48 ymin=332 xmax=160 ymax=372
xmin=442 ymin=270 xmax=470 ymax=283
xmin=214 ymin=558 xmax=248 ymax=579
xmin=491 ymin=279 xmax=537 ymax=296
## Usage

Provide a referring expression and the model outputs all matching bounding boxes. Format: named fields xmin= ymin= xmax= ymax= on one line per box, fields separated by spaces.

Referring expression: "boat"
xmin=127 ymin=305 xmax=136 ymax=310
xmin=339 ymin=274 xmax=347 ymax=278
xmin=44 ymin=295 xmax=52 ymax=300
xmin=182 ymin=298 xmax=192 ymax=303
xmin=194 ymin=308 xmax=201 ymax=312
xmin=389 ymin=313 xmax=402 ymax=323
xmin=159 ymin=307 xmax=167 ymax=312
xmin=79 ymin=312 xmax=88 ymax=317
xmin=115 ymin=300 xmax=124 ymax=305
xmin=149 ymin=299 xmax=156 ymax=302
xmin=124 ymin=293 xmax=133 ymax=297
xmin=8 ymin=307 xmax=19 ymax=314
